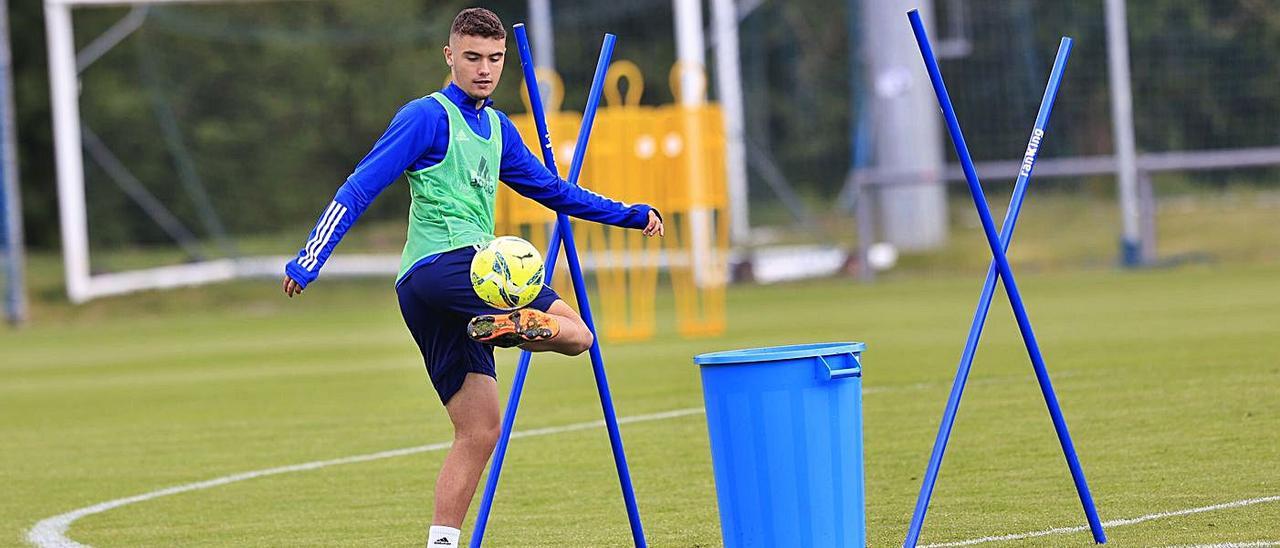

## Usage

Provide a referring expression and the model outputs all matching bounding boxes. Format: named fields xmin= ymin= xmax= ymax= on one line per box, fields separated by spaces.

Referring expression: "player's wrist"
xmin=284 ymin=261 xmax=313 ymax=289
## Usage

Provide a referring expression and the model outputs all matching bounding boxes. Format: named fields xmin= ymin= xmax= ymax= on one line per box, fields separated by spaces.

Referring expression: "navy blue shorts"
xmin=396 ymin=245 xmax=561 ymax=405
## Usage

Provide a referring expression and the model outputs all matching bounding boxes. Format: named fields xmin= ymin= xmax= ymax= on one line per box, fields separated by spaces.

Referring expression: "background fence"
xmin=6 ymin=0 xmax=1280 ymax=310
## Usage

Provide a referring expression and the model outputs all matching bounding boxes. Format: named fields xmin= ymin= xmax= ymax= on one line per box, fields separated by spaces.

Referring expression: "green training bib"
xmin=398 ymin=92 xmax=503 ymax=279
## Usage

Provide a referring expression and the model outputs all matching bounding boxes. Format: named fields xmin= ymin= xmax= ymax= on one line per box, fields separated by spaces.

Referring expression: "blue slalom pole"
xmin=907 ymin=10 xmax=1106 ymax=544
xmin=472 ymin=27 xmax=647 ymax=547
xmin=904 ymin=37 xmax=1073 ymax=547
xmin=469 ymin=25 xmax=580 ymax=545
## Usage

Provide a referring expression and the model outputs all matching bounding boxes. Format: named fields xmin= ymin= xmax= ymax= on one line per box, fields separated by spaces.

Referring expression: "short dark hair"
xmin=451 ymin=8 xmax=506 ymax=40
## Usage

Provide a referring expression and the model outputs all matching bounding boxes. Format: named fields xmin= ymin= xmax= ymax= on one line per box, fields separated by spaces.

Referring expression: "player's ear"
xmin=443 ymin=45 xmax=453 ymax=67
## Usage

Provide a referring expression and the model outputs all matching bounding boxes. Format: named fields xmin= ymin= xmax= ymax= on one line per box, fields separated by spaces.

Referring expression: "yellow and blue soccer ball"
xmin=470 ymin=236 xmax=545 ymax=310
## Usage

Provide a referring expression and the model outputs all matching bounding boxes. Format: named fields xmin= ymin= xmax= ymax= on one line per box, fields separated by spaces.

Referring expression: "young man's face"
xmin=444 ymin=34 xmax=506 ymax=100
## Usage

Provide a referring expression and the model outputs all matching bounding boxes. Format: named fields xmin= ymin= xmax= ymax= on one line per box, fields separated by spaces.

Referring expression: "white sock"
xmin=428 ymin=525 xmax=461 ymax=547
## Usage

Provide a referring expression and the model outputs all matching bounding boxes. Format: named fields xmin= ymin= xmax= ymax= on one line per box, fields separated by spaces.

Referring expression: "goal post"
xmin=42 ymin=0 xmax=743 ymax=320
xmin=45 ymin=0 xmax=88 ymax=302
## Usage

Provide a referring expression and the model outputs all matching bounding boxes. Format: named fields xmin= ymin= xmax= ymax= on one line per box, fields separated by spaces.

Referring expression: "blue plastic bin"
xmin=693 ymin=342 xmax=866 ymax=547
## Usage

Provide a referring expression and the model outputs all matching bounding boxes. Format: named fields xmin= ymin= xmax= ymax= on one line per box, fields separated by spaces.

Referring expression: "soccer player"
xmin=280 ymin=8 xmax=663 ymax=548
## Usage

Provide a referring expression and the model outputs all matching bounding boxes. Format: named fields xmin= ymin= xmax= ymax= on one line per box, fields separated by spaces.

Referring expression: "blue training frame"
xmin=469 ymin=26 xmax=647 ymax=548
xmin=905 ymin=9 xmax=1106 ymax=546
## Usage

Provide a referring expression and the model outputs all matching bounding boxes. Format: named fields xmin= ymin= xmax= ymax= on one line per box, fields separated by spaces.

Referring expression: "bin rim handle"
xmin=818 ymin=354 xmax=862 ymax=380
xmin=693 ymin=341 xmax=866 ymax=366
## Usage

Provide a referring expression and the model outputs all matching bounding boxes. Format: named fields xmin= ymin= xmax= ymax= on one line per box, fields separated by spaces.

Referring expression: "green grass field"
xmin=4 ymin=259 xmax=1278 ymax=547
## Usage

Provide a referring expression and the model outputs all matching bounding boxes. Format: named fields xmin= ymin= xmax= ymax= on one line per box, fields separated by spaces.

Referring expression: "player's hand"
xmin=643 ymin=209 xmax=664 ymax=237
xmin=283 ymin=276 xmax=304 ymax=298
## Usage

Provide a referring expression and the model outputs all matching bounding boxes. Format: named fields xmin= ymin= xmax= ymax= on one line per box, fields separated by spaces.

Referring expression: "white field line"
xmin=28 ymin=375 xmax=1274 ymax=548
xmin=921 ymin=495 xmax=1280 ymax=547
xmin=25 ymin=381 xmax=945 ymax=545
xmin=1166 ymin=543 xmax=1280 ymax=548
xmin=26 ymin=381 xmax=933 ymax=547
xmin=26 ymin=407 xmax=705 ymax=548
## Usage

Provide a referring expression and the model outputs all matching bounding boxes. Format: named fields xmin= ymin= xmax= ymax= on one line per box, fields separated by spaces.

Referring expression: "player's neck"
xmin=446 ymin=82 xmax=490 ymax=111
xmin=463 ymin=90 xmax=489 ymax=109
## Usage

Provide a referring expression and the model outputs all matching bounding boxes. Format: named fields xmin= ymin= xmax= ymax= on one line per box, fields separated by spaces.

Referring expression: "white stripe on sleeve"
xmin=301 ymin=202 xmax=340 ymax=262
xmin=301 ymin=204 xmax=348 ymax=270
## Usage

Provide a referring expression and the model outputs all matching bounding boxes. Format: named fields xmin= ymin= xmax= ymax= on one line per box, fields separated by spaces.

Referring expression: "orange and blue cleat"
xmin=467 ymin=308 xmax=560 ymax=348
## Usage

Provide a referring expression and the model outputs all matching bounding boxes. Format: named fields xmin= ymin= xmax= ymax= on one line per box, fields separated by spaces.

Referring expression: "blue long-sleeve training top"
xmin=284 ymin=82 xmax=656 ymax=288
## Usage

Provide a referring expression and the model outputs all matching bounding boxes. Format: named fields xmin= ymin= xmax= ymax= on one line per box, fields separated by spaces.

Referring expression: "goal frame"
xmin=44 ymin=0 xmax=396 ymax=303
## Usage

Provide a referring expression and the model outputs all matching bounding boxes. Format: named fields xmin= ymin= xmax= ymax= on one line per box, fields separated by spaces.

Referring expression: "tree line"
xmin=7 ymin=0 xmax=1277 ymax=249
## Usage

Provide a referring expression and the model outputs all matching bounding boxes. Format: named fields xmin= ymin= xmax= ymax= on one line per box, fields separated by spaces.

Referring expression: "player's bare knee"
xmin=457 ymin=422 xmax=501 ymax=451
xmin=453 ymin=408 xmax=501 ymax=448
xmin=479 ymin=423 xmax=502 ymax=451
xmin=571 ymin=329 xmax=594 ymax=356
xmin=480 ymin=413 xmax=502 ymax=447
